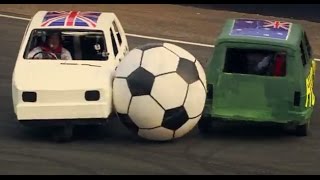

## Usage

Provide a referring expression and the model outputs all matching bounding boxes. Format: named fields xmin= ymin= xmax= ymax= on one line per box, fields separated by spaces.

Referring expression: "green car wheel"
xmin=295 ymin=121 xmax=310 ymax=137
xmin=198 ymin=117 xmax=212 ymax=134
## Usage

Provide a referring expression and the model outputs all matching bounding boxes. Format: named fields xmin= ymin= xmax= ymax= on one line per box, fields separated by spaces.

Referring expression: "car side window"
xmin=23 ymin=30 xmax=43 ymax=58
xmin=112 ymin=21 xmax=122 ymax=45
xmin=110 ymin=28 xmax=119 ymax=57
xmin=300 ymin=41 xmax=307 ymax=67
xmin=223 ymin=48 xmax=286 ymax=77
xmin=304 ymin=32 xmax=312 ymax=58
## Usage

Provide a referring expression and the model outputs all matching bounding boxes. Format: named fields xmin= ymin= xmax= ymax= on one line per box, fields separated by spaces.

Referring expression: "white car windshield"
xmin=23 ymin=29 xmax=108 ymax=61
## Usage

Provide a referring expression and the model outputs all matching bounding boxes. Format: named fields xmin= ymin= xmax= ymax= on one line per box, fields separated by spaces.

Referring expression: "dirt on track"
xmin=1 ymin=4 xmax=320 ymax=56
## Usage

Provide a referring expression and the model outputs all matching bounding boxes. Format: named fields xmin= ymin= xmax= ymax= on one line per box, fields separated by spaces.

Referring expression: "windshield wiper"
xmin=81 ymin=63 xmax=101 ymax=67
xmin=60 ymin=62 xmax=101 ymax=67
xmin=60 ymin=62 xmax=79 ymax=65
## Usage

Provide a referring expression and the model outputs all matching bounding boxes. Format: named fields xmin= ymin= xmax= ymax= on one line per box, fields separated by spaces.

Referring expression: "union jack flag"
xmin=263 ymin=20 xmax=291 ymax=30
xmin=41 ymin=11 xmax=101 ymax=28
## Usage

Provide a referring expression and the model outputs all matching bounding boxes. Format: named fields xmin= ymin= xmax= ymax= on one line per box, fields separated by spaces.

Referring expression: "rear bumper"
xmin=14 ymin=102 xmax=112 ymax=121
xmin=203 ymin=103 xmax=312 ymax=125
xmin=19 ymin=118 xmax=109 ymax=127
xmin=206 ymin=114 xmax=309 ymax=125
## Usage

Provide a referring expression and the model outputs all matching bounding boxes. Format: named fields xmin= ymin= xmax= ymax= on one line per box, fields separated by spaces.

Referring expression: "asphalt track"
xmin=1 ymin=16 xmax=320 ymax=175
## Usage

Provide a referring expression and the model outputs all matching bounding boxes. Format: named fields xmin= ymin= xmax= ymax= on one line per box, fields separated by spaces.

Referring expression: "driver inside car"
xmin=27 ymin=31 xmax=72 ymax=60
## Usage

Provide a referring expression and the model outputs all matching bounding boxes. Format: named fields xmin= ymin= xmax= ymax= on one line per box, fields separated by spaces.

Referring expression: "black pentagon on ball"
xmin=135 ymin=43 xmax=164 ymax=51
xmin=118 ymin=113 xmax=139 ymax=134
xmin=162 ymin=106 xmax=189 ymax=130
xmin=176 ymin=58 xmax=200 ymax=84
xmin=127 ymin=67 xmax=155 ymax=96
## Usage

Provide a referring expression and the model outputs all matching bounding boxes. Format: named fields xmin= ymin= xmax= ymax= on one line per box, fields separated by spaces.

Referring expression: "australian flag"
xmin=230 ymin=19 xmax=292 ymax=40
xmin=41 ymin=11 xmax=101 ymax=28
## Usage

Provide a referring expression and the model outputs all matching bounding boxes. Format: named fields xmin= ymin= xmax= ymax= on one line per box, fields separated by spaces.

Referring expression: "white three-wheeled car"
xmin=12 ymin=11 xmax=129 ymax=141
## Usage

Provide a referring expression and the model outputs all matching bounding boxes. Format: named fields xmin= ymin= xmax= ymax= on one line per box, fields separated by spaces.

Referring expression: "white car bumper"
xmin=15 ymin=102 xmax=112 ymax=121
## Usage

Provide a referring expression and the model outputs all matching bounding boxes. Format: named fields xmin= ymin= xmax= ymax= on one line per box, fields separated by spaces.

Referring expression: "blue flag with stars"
xmin=230 ymin=19 xmax=292 ymax=40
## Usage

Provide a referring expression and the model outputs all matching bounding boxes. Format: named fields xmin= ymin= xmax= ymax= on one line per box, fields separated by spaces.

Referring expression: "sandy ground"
xmin=1 ymin=4 xmax=320 ymax=57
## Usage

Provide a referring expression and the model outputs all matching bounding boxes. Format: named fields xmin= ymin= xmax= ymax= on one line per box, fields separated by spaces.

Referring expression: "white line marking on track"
xmin=125 ymin=33 xmax=214 ymax=48
xmin=1 ymin=13 xmax=320 ymax=62
xmin=0 ymin=14 xmax=30 ymax=21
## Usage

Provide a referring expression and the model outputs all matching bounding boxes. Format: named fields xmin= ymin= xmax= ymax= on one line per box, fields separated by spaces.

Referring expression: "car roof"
xmin=216 ymin=18 xmax=304 ymax=49
xmin=28 ymin=11 xmax=117 ymax=30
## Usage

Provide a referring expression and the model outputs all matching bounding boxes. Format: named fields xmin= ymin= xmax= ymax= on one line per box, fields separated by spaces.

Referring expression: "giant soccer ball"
xmin=113 ymin=43 xmax=207 ymax=141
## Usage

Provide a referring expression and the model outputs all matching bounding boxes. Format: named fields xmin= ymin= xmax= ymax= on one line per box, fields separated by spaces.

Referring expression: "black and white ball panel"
xmin=138 ymin=127 xmax=174 ymax=141
xmin=174 ymin=116 xmax=201 ymax=139
xmin=127 ymin=67 xmax=155 ymax=96
xmin=176 ymin=58 xmax=200 ymax=84
xmin=163 ymin=43 xmax=195 ymax=62
xmin=162 ymin=106 xmax=189 ymax=130
xmin=151 ymin=73 xmax=188 ymax=110
xmin=128 ymin=95 xmax=165 ymax=129
xmin=195 ymin=60 xmax=207 ymax=89
xmin=183 ymin=80 xmax=206 ymax=118
xmin=141 ymin=47 xmax=180 ymax=76
xmin=113 ymin=78 xmax=132 ymax=114
xmin=115 ymin=49 xmax=143 ymax=78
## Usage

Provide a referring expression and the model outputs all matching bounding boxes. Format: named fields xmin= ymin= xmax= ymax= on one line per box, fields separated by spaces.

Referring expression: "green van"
xmin=199 ymin=18 xmax=316 ymax=136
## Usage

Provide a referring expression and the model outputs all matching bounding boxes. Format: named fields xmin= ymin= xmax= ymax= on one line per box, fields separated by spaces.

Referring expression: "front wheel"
xmin=198 ymin=117 xmax=212 ymax=134
xmin=52 ymin=125 xmax=74 ymax=143
xmin=295 ymin=121 xmax=310 ymax=137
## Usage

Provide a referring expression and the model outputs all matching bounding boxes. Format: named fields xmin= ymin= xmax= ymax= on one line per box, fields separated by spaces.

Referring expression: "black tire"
xmin=198 ymin=117 xmax=212 ymax=134
xmin=86 ymin=124 xmax=109 ymax=138
xmin=52 ymin=125 xmax=73 ymax=143
xmin=295 ymin=121 xmax=310 ymax=137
